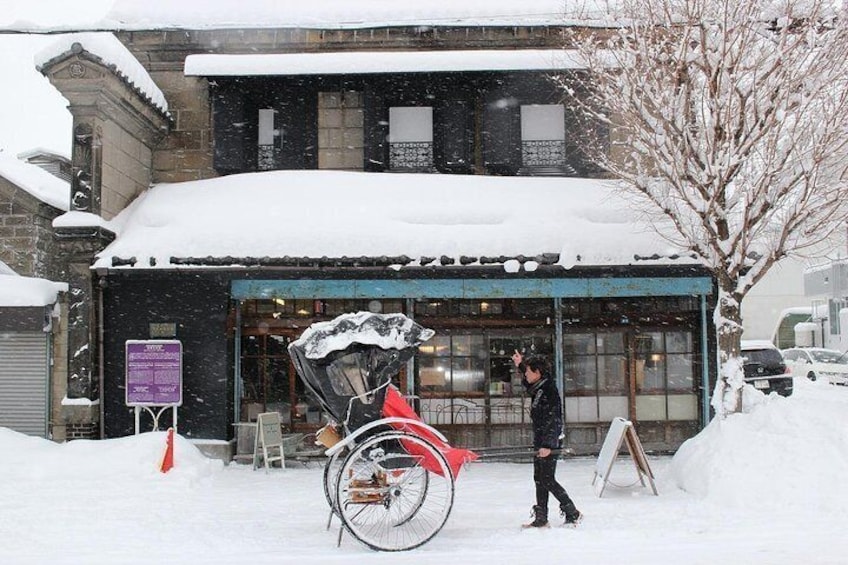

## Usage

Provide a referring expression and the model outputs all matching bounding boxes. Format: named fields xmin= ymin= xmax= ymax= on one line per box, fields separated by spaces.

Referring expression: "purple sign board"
xmin=125 ymin=340 xmax=183 ymax=406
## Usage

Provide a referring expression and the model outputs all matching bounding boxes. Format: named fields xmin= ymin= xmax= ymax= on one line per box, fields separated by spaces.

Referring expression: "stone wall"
xmin=115 ymin=25 xmax=589 ymax=183
xmin=0 ymin=178 xmax=63 ymax=280
xmin=100 ymin=120 xmax=154 ymax=219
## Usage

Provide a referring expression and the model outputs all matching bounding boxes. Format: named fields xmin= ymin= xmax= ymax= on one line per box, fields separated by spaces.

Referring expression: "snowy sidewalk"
xmin=2 ymin=377 xmax=848 ymax=564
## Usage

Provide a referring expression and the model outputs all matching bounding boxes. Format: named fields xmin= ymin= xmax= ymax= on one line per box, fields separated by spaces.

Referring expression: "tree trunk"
xmin=714 ymin=284 xmax=745 ymax=416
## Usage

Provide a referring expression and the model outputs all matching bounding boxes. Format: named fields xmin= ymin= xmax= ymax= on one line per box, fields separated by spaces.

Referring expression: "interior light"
xmin=274 ymin=298 xmax=286 ymax=306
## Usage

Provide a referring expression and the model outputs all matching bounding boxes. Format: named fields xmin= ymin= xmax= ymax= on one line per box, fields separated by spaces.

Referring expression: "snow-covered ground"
xmin=2 ymin=377 xmax=847 ymax=564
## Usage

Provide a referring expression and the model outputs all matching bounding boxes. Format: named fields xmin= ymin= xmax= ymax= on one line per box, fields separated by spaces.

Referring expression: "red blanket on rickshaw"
xmin=381 ymin=386 xmax=478 ymax=478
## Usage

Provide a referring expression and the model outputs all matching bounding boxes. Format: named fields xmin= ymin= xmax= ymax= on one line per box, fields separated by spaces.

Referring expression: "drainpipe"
xmin=97 ymin=269 xmax=107 ymax=439
xmin=405 ymin=298 xmax=416 ymax=399
xmin=553 ymin=297 xmax=563 ymax=396
xmin=700 ymin=293 xmax=711 ymax=428
xmin=44 ymin=306 xmax=53 ymax=439
xmin=234 ymin=300 xmax=242 ymax=423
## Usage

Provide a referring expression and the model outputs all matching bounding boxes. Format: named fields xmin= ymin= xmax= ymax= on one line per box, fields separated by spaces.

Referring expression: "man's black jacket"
xmin=524 ymin=375 xmax=563 ymax=450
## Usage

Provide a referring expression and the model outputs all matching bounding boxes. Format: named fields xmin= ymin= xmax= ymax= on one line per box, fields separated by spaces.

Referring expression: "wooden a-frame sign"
xmin=254 ymin=411 xmax=286 ymax=471
xmin=592 ymin=416 xmax=658 ymax=497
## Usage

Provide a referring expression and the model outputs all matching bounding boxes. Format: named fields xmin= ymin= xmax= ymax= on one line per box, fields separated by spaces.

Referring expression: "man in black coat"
xmin=512 ymin=351 xmax=582 ymax=528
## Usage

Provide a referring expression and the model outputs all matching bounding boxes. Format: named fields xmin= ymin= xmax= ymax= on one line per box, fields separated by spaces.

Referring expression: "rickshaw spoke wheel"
xmin=335 ymin=430 xmax=454 ymax=551
xmin=322 ymin=449 xmax=346 ymax=516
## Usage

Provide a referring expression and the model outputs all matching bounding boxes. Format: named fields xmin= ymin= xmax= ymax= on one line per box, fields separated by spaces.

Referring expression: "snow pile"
xmin=671 ymin=377 xmax=848 ymax=513
xmin=0 ymin=428 xmax=222 ymax=483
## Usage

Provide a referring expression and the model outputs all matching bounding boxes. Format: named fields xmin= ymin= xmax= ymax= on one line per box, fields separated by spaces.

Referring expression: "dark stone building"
xmin=34 ymin=13 xmax=717 ymax=455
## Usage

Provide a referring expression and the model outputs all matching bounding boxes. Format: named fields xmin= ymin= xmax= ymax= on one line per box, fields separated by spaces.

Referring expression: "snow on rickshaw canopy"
xmin=292 ymin=312 xmax=435 ymax=360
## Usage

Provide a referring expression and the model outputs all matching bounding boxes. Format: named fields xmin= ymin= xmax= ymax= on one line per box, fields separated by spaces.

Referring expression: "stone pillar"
xmin=55 ymin=228 xmax=114 ymax=438
xmin=70 ymin=122 xmax=102 ymax=215
xmin=40 ymin=44 xmax=170 ymax=438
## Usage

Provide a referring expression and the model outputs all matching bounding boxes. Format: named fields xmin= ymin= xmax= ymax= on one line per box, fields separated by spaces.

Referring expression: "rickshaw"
xmin=288 ymin=311 xmax=476 ymax=552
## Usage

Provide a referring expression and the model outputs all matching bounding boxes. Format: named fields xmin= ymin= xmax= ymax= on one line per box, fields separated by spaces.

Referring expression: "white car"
xmin=781 ymin=347 xmax=848 ymax=385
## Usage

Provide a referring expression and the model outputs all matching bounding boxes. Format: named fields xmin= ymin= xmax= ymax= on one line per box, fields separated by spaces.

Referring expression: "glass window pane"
xmin=265 ymin=357 xmax=290 ymax=404
xmin=597 ymin=332 xmax=625 ymax=354
xmin=667 ymin=331 xmax=693 ymax=353
xmin=598 ymin=354 xmax=627 ymax=393
xmin=668 ymin=394 xmax=698 ymax=420
xmin=638 ymin=359 xmax=665 ymax=391
xmin=452 ymin=358 xmax=485 ymax=393
xmin=564 ymin=356 xmax=597 ymax=392
xmin=266 ymin=334 xmax=289 ymax=357
xmin=635 ymin=332 xmax=662 ymax=360
xmin=453 ymin=335 xmax=472 ymax=356
xmin=241 ymin=357 xmax=261 ymax=402
xmin=636 ymin=395 xmax=667 ymax=420
xmin=565 ymin=396 xmax=599 ymax=423
xmin=419 ymin=358 xmax=450 ymax=393
xmin=241 ymin=335 xmax=260 ymax=357
xmin=564 ymin=333 xmax=595 ymax=355
xmin=667 ymin=354 xmax=694 ymax=390
xmin=598 ymin=396 xmax=628 ymax=421
xmin=420 ymin=335 xmax=450 ymax=357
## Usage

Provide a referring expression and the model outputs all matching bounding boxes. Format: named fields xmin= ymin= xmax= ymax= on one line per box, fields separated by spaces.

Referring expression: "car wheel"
xmin=807 ymin=371 xmax=816 ymax=382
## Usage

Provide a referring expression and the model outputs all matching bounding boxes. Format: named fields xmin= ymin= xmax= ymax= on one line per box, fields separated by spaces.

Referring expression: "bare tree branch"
xmin=558 ymin=0 xmax=848 ymax=414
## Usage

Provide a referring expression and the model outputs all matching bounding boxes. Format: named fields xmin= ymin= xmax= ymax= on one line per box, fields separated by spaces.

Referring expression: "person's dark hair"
xmin=523 ymin=355 xmax=548 ymax=375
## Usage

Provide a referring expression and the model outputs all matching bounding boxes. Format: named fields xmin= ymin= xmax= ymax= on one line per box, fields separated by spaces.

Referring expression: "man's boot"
xmin=560 ymin=501 xmax=583 ymax=526
xmin=522 ymin=505 xmax=549 ymax=528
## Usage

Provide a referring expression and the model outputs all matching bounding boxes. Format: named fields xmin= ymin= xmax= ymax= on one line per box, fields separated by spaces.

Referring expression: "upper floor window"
xmin=520 ymin=104 xmax=566 ymax=168
xmin=388 ymin=107 xmax=434 ymax=171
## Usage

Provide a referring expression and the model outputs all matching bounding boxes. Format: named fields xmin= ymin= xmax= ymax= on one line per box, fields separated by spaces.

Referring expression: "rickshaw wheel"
xmin=322 ymin=448 xmax=346 ymax=516
xmin=335 ymin=430 xmax=454 ymax=551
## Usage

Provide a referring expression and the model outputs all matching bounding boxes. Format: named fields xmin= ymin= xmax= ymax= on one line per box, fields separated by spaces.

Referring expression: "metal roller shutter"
xmin=0 ymin=332 xmax=49 ymax=437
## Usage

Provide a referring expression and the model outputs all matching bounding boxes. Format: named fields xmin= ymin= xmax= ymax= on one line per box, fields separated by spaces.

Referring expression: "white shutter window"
xmin=388 ymin=107 xmax=433 ymax=142
xmin=520 ymin=104 xmax=565 ymax=141
xmin=520 ymin=104 xmax=566 ymax=168
xmin=388 ymin=107 xmax=434 ymax=170
xmin=258 ymin=108 xmax=277 ymax=146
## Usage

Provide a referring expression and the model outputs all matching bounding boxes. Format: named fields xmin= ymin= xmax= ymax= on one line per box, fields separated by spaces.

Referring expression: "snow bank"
xmin=0 ymin=429 xmax=223 ymax=483
xmin=671 ymin=377 xmax=848 ymax=513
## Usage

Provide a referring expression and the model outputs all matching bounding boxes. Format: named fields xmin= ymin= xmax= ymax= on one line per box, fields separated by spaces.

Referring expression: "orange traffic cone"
xmin=160 ymin=427 xmax=175 ymax=473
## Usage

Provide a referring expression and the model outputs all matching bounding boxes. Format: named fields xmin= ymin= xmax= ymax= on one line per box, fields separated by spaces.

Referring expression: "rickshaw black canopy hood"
xmin=288 ymin=312 xmax=434 ymax=426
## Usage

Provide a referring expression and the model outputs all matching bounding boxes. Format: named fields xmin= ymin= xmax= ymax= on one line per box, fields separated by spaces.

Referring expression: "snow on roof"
xmin=0 ymin=260 xmax=17 ymax=276
xmin=0 ymin=152 xmax=68 ymax=211
xmin=93 ymin=170 xmax=695 ymax=271
xmin=34 ymin=33 xmax=169 ymax=116
xmin=185 ymin=49 xmax=587 ymax=77
xmin=0 ymin=1 xmax=611 ymax=32
xmin=0 ymin=274 xmax=67 ymax=307
xmin=53 ymin=210 xmax=117 ymax=232
xmin=16 ymin=147 xmax=71 ymax=163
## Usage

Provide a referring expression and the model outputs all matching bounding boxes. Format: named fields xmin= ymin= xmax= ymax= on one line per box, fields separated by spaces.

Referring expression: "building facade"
xmin=37 ymin=18 xmax=718 ymax=454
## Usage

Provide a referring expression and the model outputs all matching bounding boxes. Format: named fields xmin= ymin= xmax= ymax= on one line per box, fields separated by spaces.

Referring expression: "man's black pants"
xmin=534 ymin=452 xmax=576 ymax=516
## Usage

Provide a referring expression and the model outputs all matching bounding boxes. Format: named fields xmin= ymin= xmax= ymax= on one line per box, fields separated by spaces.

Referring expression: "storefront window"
xmin=564 ymin=330 xmax=628 ymax=423
xmin=634 ymin=330 xmax=696 ymax=421
xmin=239 ymin=334 xmax=294 ymax=424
